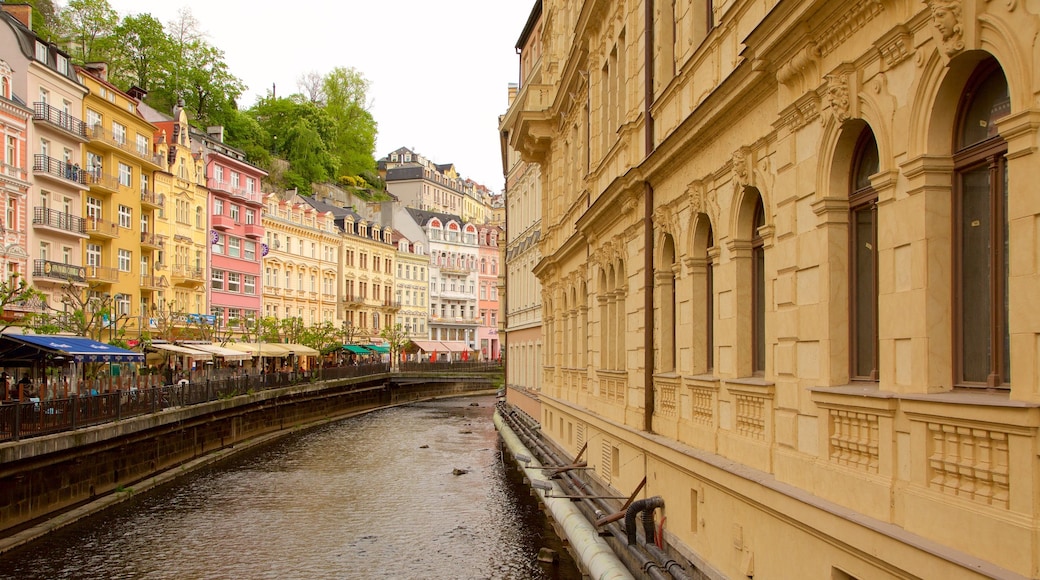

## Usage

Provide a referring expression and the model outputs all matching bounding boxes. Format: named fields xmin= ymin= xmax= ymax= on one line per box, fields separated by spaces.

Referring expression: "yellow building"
xmin=262 ymin=192 xmax=339 ymax=326
xmin=137 ymin=100 xmax=207 ymax=320
xmin=78 ymin=65 xmax=162 ymax=334
xmin=503 ymin=0 xmax=1040 ymax=578
xmin=392 ymin=230 xmax=429 ymax=342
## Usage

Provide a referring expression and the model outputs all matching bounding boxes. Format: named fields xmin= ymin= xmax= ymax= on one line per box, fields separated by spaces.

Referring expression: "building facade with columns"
xmin=502 ymin=0 xmax=1040 ymax=577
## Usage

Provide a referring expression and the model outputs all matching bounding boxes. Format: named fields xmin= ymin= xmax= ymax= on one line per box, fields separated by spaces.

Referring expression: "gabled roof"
xmin=405 ymin=207 xmax=462 ymax=228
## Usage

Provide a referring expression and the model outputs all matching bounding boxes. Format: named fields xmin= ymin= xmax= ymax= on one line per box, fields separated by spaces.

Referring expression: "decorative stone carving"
xmin=824 ymin=73 xmax=851 ymax=125
xmin=816 ymin=0 xmax=885 ymax=57
xmin=776 ymin=42 xmax=819 ymax=86
xmin=926 ymin=0 xmax=965 ymax=57
xmin=688 ymin=178 xmax=722 ymax=229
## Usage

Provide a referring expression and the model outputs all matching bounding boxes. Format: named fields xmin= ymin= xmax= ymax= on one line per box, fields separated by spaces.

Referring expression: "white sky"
xmin=104 ymin=0 xmax=537 ymax=193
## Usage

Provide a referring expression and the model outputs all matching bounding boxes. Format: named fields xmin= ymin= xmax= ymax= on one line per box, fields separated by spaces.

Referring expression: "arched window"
xmin=659 ymin=233 xmax=677 ymax=372
xmin=850 ymin=129 xmax=879 ymax=381
xmin=751 ymin=197 xmax=766 ymax=374
xmin=955 ymin=60 xmax=1010 ymax=387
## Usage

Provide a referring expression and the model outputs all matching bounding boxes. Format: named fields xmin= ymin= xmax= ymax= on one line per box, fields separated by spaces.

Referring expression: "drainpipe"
xmin=495 ymin=412 xmax=635 ymax=580
xmin=643 ymin=0 xmax=657 ymax=433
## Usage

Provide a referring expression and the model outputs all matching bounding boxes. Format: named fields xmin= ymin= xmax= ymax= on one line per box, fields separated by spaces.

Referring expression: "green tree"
xmin=301 ymin=321 xmax=340 ymax=358
xmin=0 ymin=274 xmax=45 ymax=333
xmin=322 ymin=67 xmax=377 ymax=178
xmin=109 ymin=13 xmax=172 ymax=93
xmin=379 ymin=323 xmax=410 ymax=372
xmin=54 ymin=0 xmax=119 ymax=64
xmin=279 ymin=317 xmax=305 ymax=344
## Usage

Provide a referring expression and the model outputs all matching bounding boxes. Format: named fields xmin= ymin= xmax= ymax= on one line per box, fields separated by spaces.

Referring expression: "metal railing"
xmin=33 ymin=155 xmax=87 ymax=184
xmin=33 ymin=207 xmax=86 ymax=234
xmin=0 ymin=361 xmax=500 ymax=442
xmin=33 ymin=102 xmax=87 ymax=138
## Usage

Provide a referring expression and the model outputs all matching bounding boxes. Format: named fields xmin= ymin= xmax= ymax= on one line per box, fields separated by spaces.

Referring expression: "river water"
xmin=0 ymin=395 xmax=581 ymax=580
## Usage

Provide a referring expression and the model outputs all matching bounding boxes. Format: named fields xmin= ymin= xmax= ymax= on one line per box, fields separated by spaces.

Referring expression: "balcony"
xmin=86 ymin=170 xmax=121 ymax=194
xmin=84 ymin=265 xmax=120 ymax=284
xmin=171 ymin=264 xmax=204 ymax=286
xmin=140 ymin=275 xmax=166 ymax=290
xmin=85 ymin=217 xmax=119 ymax=239
xmin=140 ymin=190 xmax=164 ymax=209
xmin=89 ymin=125 xmax=163 ymax=168
xmin=211 ymin=213 xmax=234 ymax=231
xmin=342 ymin=294 xmax=364 ymax=306
xmin=32 ymin=259 xmax=86 ymax=283
xmin=266 ymin=287 xmax=280 ymax=296
xmin=207 ymin=178 xmax=260 ymax=204
xmin=382 ymin=300 xmax=402 ymax=311
xmin=243 ymin=222 xmax=263 ymax=239
xmin=140 ymin=231 xmax=165 ymax=250
xmin=33 ymin=155 xmax=87 ymax=187
xmin=439 ymin=264 xmax=471 ymax=275
xmin=33 ymin=207 xmax=86 ymax=237
xmin=33 ymin=102 xmax=88 ymax=140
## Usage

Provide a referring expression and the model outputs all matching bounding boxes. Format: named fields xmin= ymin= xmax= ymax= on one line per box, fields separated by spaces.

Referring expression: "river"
xmin=0 ymin=395 xmax=580 ymax=579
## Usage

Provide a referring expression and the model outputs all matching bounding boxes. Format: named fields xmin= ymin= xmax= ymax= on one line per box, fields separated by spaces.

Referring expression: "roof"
xmin=405 ymin=207 xmax=463 ymax=228
xmin=0 ymin=334 xmax=144 ymax=363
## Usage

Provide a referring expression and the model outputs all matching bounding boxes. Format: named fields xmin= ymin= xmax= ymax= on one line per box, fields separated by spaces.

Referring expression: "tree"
xmin=322 ymin=67 xmax=377 ymax=179
xmin=340 ymin=321 xmax=362 ymax=346
xmin=379 ymin=323 xmax=410 ymax=372
xmin=54 ymin=0 xmax=119 ymax=65
xmin=297 ymin=71 xmax=324 ymax=104
xmin=0 ymin=274 xmax=45 ymax=333
xmin=301 ymin=320 xmax=340 ymax=356
xmin=109 ymin=13 xmax=173 ymax=94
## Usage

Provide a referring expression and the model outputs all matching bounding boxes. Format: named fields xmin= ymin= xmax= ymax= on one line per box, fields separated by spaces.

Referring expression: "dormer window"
xmin=56 ymin=54 xmax=68 ymax=75
xmin=35 ymin=41 xmax=47 ymax=63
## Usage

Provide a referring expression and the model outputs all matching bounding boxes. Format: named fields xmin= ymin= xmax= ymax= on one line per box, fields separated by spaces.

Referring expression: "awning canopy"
xmin=408 ymin=340 xmax=444 ymax=353
xmin=181 ymin=343 xmax=252 ymax=361
xmin=1 ymin=334 xmax=145 ymax=363
xmin=225 ymin=343 xmax=294 ymax=357
xmin=343 ymin=345 xmax=371 ymax=354
xmin=281 ymin=343 xmax=320 ymax=356
xmin=365 ymin=344 xmax=390 ymax=354
xmin=439 ymin=342 xmax=470 ymax=353
xmin=150 ymin=343 xmax=213 ymax=360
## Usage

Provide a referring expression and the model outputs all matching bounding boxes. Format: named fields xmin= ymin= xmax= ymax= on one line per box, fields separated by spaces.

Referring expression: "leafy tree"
xmin=278 ymin=317 xmax=305 ymax=344
xmin=0 ymin=274 xmax=45 ymax=333
xmin=340 ymin=321 xmax=362 ymax=346
xmin=322 ymin=67 xmax=377 ymax=178
xmin=301 ymin=321 xmax=340 ymax=357
xmin=109 ymin=13 xmax=172 ymax=93
xmin=379 ymin=323 xmax=410 ymax=372
xmin=54 ymin=0 xmax=119 ymax=65
xmin=234 ymin=315 xmax=280 ymax=344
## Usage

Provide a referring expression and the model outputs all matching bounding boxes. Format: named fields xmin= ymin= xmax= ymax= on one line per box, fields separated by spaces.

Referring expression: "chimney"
xmin=1 ymin=3 xmax=31 ymax=30
xmin=206 ymin=126 xmax=224 ymax=143
xmin=83 ymin=62 xmax=108 ymax=81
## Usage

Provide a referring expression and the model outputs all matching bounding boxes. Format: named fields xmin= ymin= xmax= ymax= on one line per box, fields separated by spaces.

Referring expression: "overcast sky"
xmin=104 ymin=0 xmax=537 ymax=193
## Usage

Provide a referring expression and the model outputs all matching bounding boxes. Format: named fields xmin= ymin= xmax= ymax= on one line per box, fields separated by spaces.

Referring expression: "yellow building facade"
xmin=504 ymin=0 xmax=1040 ymax=577
xmin=142 ymin=103 xmax=207 ymax=320
xmin=78 ymin=66 xmax=162 ymax=334
xmin=261 ymin=192 xmax=339 ymax=326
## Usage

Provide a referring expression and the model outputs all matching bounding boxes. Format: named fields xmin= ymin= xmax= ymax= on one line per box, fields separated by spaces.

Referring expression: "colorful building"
xmin=0 ymin=6 xmax=89 ymax=309
xmin=0 ymin=57 xmax=32 ymax=299
xmin=78 ymin=65 xmax=162 ymax=336
xmin=392 ymin=229 xmax=429 ymax=342
xmin=262 ymin=192 xmax=339 ymax=326
xmin=138 ymin=101 xmax=207 ymax=321
xmin=193 ymin=127 xmax=264 ymax=331
xmin=476 ymin=225 xmax=501 ymax=361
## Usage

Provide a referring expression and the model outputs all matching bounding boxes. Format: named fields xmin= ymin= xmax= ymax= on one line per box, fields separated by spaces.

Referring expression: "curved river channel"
xmin=0 ymin=395 xmax=581 ymax=580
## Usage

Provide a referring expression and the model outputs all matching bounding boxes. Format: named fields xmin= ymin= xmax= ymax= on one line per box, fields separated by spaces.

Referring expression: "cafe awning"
xmin=343 ymin=345 xmax=371 ymax=354
xmin=224 ymin=343 xmax=293 ymax=357
xmin=365 ymin=344 xmax=390 ymax=354
xmin=281 ymin=343 xmax=320 ymax=356
xmin=439 ymin=342 xmax=469 ymax=353
xmin=2 ymin=334 xmax=145 ymax=363
xmin=150 ymin=343 xmax=213 ymax=360
xmin=408 ymin=340 xmax=444 ymax=353
xmin=181 ymin=343 xmax=252 ymax=361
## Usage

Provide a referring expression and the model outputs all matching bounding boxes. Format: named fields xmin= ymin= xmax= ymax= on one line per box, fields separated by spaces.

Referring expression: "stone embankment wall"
xmin=0 ymin=376 xmax=493 ymax=538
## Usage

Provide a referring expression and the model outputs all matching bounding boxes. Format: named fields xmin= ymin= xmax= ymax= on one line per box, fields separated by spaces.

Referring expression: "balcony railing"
xmin=33 ymin=207 xmax=86 ymax=235
xmin=33 ymin=102 xmax=87 ymax=138
xmin=33 ymin=155 xmax=87 ymax=185
xmin=85 ymin=265 xmax=120 ymax=283
xmin=140 ymin=275 xmax=162 ymax=289
xmin=89 ymin=125 xmax=163 ymax=166
xmin=342 ymin=294 xmax=363 ymax=305
xmin=140 ymin=190 xmax=164 ymax=208
xmin=85 ymin=216 xmax=119 ymax=238
xmin=32 ymin=259 xmax=85 ymax=283
xmin=140 ymin=232 xmax=164 ymax=249
xmin=171 ymin=264 xmax=204 ymax=283
xmin=206 ymin=178 xmax=260 ymax=203
xmin=86 ymin=170 xmax=120 ymax=192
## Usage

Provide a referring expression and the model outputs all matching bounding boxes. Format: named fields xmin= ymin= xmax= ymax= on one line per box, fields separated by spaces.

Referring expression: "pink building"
xmin=477 ymin=226 xmax=501 ymax=360
xmin=194 ymin=127 xmax=265 ymax=329
xmin=0 ymin=58 xmax=31 ymax=292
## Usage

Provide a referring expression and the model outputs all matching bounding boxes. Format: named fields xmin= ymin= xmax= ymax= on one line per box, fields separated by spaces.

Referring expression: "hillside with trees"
xmin=24 ymin=0 xmax=382 ymax=196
